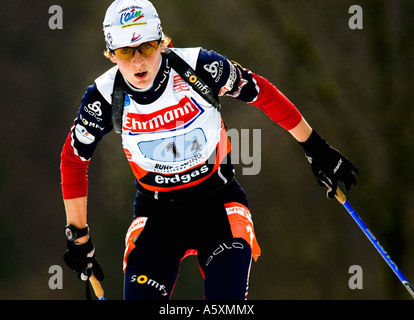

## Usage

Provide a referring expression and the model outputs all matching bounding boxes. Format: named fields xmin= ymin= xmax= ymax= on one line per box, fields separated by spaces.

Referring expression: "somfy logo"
xmin=130 ymin=274 xmax=168 ymax=297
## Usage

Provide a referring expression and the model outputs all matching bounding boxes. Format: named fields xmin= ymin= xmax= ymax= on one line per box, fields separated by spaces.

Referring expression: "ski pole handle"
xmin=89 ymin=275 xmax=105 ymax=300
xmin=333 ymin=186 xmax=346 ymax=204
xmin=322 ymin=182 xmax=346 ymax=204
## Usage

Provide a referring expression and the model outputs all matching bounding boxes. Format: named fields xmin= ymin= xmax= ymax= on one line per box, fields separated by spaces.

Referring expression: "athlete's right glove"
xmin=63 ymin=237 xmax=105 ymax=282
xmin=299 ymin=130 xmax=358 ymax=199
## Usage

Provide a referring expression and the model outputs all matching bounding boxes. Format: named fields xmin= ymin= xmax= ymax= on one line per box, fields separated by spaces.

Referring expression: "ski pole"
xmin=89 ymin=275 xmax=105 ymax=300
xmin=331 ymin=186 xmax=414 ymax=299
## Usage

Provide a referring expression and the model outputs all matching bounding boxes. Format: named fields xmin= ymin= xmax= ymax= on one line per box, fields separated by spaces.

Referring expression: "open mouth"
xmin=135 ymin=72 xmax=147 ymax=78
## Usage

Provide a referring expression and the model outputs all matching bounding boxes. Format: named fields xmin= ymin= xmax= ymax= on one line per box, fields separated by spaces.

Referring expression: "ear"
xmin=159 ymin=41 xmax=167 ymax=51
xmin=109 ymin=53 xmax=117 ymax=64
xmin=104 ymin=50 xmax=118 ymax=64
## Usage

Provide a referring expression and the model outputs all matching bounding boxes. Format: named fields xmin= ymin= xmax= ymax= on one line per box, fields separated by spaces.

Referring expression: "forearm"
xmin=288 ymin=117 xmax=313 ymax=143
xmin=63 ymin=195 xmax=104 ymax=281
xmin=64 ymin=196 xmax=89 ymax=243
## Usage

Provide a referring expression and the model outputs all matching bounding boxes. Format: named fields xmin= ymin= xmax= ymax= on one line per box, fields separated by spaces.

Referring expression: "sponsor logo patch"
xmin=74 ymin=124 xmax=95 ymax=145
xmin=123 ymin=96 xmax=203 ymax=134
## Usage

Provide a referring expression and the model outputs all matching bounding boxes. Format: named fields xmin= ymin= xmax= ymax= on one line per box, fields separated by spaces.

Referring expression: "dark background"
xmin=1 ymin=0 xmax=414 ymax=300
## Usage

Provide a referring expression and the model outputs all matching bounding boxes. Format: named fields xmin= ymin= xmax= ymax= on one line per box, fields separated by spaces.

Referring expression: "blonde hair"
xmin=103 ymin=35 xmax=172 ymax=59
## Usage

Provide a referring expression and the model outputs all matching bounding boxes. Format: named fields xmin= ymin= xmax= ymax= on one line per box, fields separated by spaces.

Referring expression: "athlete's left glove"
xmin=300 ymin=130 xmax=358 ymax=199
xmin=63 ymin=237 xmax=105 ymax=282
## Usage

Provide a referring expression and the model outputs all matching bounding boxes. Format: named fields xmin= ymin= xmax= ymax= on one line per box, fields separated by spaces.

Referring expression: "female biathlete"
xmin=61 ymin=0 xmax=357 ymax=300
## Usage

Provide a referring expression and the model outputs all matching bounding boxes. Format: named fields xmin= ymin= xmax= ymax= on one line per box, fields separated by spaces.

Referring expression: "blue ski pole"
xmin=332 ymin=187 xmax=414 ymax=299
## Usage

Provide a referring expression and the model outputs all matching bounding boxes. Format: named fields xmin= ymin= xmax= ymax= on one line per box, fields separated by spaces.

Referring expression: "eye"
xmin=139 ymin=43 xmax=151 ymax=51
xmin=120 ymin=48 xmax=133 ymax=55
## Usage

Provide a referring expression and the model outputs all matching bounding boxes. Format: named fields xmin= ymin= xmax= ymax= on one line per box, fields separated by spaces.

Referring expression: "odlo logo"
xmin=130 ymin=274 xmax=168 ymax=297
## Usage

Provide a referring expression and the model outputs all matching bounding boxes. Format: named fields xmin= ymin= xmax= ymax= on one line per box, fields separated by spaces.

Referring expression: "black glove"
xmin=63 ymin=237 xmax=104 ymax=281
xmin=300 ymin=130 xmax=358 ymax=198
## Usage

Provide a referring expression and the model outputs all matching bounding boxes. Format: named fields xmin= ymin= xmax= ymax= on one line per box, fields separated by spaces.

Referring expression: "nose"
xmin=131 ymin=50 xmax=144 ymax=65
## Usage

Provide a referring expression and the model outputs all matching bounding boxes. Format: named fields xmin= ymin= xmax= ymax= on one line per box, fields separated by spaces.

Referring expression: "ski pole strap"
xmin=322 ymin=181 xmax=346 ymax=204
xmin=163 ymin=47 xmax=221 ymax=111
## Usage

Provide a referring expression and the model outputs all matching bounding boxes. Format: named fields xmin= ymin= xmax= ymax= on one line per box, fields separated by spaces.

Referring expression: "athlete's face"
xmin=109 ymin=41 xmax=166 ymax=89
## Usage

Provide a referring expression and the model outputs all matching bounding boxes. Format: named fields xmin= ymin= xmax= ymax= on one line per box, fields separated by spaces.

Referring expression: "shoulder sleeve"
xmin=60 ymin=84 xmax=112 ymax=199
xmin=196 ymin=49 xmax=302 ymax=130
xmin=194 ymin=49 xmax=237 ymax=97
xmin=70 ymin=83 xmax=113 ymax=160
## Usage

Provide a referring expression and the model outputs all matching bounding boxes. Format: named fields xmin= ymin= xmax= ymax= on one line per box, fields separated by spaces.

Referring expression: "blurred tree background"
xmin=0 ymin=0 xmax=413 ymax=300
